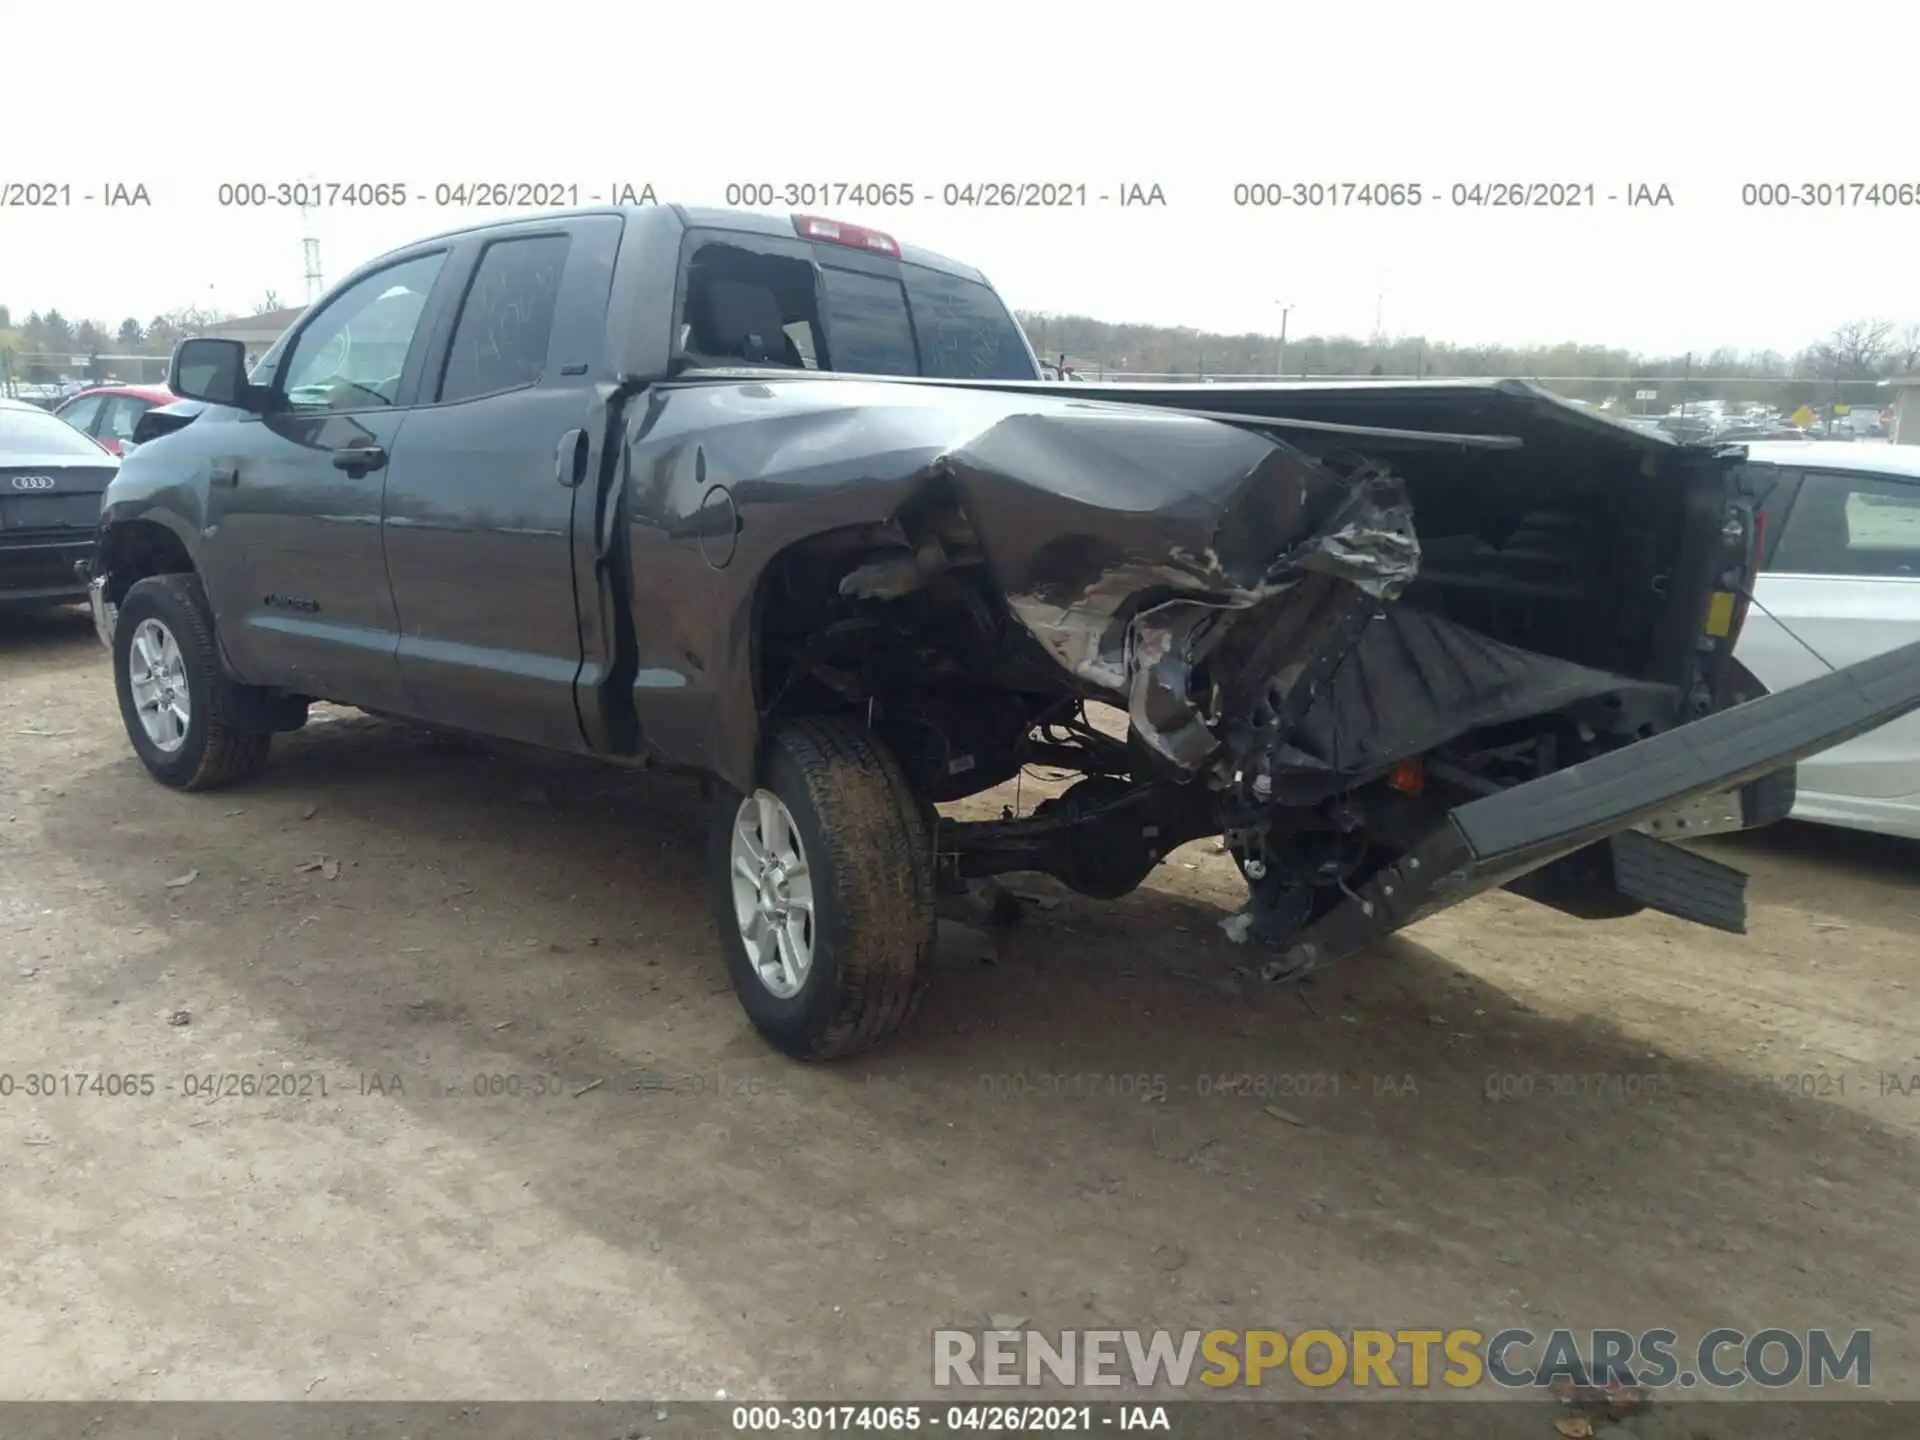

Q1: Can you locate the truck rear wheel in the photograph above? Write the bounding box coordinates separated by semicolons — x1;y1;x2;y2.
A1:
112;574;272;791
709;716;935;1060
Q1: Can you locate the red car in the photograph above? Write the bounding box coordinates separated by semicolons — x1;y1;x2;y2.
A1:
52;383;176;457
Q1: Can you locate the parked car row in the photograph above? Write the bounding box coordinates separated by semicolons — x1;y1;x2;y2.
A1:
1621;401;1895;447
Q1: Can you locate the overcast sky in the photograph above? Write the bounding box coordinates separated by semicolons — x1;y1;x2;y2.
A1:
3;0;1915;357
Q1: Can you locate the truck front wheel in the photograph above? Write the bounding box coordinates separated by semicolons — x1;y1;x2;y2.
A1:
709;716;935;1060
111;574;272;791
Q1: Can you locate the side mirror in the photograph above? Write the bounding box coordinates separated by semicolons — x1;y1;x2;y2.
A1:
169;337;260;410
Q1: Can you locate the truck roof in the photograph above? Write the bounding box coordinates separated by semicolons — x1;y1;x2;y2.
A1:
367;203;995;286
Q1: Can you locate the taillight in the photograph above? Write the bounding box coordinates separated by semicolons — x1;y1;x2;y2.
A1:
792;214;900;257
1388;757;1425;796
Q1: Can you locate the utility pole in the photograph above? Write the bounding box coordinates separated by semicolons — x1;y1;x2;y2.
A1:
300;200;323;303
1274;301;1293;379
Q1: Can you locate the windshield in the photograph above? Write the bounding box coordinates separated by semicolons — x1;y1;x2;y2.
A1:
0;405;110;458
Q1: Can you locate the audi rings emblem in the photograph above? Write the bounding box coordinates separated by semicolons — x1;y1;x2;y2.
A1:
10;475;57;491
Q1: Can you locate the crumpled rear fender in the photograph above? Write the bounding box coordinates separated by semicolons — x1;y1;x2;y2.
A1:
620;379;1419;791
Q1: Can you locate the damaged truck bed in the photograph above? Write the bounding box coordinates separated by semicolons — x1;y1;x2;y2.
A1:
89;205;1920;1059
736;375;1920;985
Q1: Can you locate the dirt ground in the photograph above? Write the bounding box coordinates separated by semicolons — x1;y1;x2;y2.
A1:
3;603;1918;1422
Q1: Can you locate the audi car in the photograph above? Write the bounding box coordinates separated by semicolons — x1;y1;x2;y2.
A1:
0;396;120;606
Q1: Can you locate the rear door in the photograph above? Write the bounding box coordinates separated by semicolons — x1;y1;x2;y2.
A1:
1738;463;1920;825
380;214;621;751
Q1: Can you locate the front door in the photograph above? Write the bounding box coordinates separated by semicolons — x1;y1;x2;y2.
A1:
199;249;451;711
380;218;618;751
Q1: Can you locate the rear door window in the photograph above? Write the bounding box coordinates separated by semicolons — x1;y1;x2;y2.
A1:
437;233;572;403
1770;470;1920;578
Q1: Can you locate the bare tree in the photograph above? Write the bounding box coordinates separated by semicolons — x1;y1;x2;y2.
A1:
1894;322;1920;374
1813;318;1895;378
163;305;230;335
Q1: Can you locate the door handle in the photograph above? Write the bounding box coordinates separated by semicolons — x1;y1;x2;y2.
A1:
555;428;587;488
210;463;238;488
332;444;388;476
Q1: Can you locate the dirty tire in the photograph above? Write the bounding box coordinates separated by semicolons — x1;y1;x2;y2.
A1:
112;573;272;791
710;716;935;1061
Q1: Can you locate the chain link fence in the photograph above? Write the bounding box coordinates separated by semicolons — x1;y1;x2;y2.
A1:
1;349;171;403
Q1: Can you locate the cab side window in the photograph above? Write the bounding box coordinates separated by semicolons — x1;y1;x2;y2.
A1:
437;234;572;404
1771;471;1920;578
279;252;447;413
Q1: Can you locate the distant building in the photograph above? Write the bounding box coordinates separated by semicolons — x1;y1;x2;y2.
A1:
196;307;306;367
1883;375;1920;446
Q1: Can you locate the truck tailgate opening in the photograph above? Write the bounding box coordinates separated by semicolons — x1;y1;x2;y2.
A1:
1265;636;1920;981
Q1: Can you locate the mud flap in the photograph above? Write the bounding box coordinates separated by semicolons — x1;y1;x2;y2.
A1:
1503;827;1749;932
1607;829;1748;933
1264;637;1920;981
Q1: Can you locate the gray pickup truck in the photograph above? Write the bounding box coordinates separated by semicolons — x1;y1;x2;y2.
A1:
82;203;1920;1060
